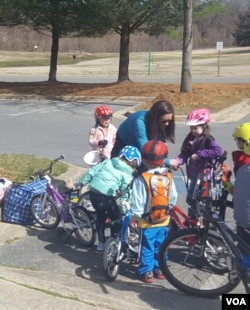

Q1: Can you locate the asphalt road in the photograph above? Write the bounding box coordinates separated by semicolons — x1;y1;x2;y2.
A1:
1;98;248;194
1;75;250;84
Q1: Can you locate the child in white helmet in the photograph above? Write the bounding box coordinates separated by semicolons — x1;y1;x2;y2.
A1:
88;105;117;159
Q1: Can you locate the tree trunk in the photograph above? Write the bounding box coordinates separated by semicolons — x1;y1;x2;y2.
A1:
180;0;193;93
48;30;59;82
118;24;130;82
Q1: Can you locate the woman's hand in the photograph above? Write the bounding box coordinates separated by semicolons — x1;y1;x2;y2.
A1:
169;158;179;170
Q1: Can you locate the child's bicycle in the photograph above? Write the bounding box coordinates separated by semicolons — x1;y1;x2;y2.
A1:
158;193;250;298
30;155;95;246
103;210;140;281
158;154;250;298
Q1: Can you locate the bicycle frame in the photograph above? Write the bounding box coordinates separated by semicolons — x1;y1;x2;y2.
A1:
38;173;82;227
170;205;200;229
112;212;140;264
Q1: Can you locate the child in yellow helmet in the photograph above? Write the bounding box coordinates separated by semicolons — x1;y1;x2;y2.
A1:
222;122;250;247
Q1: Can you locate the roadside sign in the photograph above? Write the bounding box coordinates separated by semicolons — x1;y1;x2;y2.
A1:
216;41;223;51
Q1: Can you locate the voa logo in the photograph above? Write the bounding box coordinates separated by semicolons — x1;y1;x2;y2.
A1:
226;298;246;306
222;294;249;309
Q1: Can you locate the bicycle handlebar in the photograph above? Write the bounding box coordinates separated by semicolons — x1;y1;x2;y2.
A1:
31;155;65;179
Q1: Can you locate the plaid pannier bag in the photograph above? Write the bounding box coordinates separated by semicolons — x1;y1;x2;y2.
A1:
2;179;47;225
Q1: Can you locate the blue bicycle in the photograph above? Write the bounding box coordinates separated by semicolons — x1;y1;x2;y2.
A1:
103;211;141;281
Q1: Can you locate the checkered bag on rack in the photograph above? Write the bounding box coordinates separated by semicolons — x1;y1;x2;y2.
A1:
2;179;47;225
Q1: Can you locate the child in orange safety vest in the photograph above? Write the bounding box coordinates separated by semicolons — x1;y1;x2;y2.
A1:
130;140;178;284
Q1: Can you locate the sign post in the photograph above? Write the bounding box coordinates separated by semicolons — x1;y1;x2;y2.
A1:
216;41;223;76
148;48;152;76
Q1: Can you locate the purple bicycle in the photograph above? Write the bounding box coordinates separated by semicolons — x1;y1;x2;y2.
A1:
30;155;95;246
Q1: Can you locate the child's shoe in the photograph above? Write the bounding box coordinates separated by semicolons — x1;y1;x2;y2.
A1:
153;268;165;280
96;242;104;252
138;271;154;283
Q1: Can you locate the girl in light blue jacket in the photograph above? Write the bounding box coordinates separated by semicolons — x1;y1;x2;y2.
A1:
76;146;141;252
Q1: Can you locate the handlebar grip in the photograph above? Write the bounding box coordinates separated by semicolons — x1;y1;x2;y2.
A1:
53;155;65;163
31;155;65;179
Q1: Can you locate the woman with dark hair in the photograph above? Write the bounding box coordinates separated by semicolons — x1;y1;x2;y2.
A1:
111;98;176;166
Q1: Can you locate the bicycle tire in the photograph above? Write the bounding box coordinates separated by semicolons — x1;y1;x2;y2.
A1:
30;194;61;229
78;191;95;213
73;206;96;246
103;237;120;281
159;228;240;298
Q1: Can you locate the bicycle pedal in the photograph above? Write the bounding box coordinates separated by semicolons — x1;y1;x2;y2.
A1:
228;270;241;284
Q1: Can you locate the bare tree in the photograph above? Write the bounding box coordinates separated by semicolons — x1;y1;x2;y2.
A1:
180;0;193;93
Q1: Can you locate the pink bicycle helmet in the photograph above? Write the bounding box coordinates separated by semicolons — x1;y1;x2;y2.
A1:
95;105;113;118
185;108;210;126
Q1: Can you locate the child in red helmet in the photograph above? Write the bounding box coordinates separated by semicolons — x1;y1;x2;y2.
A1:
130;140;178;283
88;105;117;159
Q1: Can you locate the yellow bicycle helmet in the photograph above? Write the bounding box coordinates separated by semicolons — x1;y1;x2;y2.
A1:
232;122;250;155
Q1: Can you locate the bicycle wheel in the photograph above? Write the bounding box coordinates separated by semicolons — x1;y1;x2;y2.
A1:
103;237;120;281
78;191;95;213
72;206;96;246
159;228;240;298
30;194;61;229
203;230;230;274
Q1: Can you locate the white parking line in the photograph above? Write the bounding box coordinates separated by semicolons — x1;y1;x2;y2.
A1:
7;106;57;116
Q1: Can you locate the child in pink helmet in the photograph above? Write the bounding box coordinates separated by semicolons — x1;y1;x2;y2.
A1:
88;105;117;159
173;108;223;209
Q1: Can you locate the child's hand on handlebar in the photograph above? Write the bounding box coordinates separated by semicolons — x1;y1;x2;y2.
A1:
72;182;82;191
98;139;108;148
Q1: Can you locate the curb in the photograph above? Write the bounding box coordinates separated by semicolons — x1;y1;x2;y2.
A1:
52;162;87;190
1;94;249;123
114;98;250;123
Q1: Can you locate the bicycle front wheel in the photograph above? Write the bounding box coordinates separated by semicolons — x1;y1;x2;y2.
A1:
103;237;120;281
30;194;61;229
73;206;96;246
159;228;240;298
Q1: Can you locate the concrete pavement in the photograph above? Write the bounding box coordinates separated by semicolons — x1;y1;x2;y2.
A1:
0;97;250;309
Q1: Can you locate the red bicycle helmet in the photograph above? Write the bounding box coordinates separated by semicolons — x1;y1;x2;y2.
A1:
185;108;210;126
95;105;113;118
142;140;168;165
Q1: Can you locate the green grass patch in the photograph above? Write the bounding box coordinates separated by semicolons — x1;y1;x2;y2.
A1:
0;154;68;183
0;51;114;68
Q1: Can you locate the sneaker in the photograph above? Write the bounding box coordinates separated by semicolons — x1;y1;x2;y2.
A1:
96;242;104;252
153;268;165;280
138;271;154;283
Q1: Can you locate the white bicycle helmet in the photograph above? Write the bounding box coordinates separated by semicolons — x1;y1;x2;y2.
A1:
185;108;210;126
